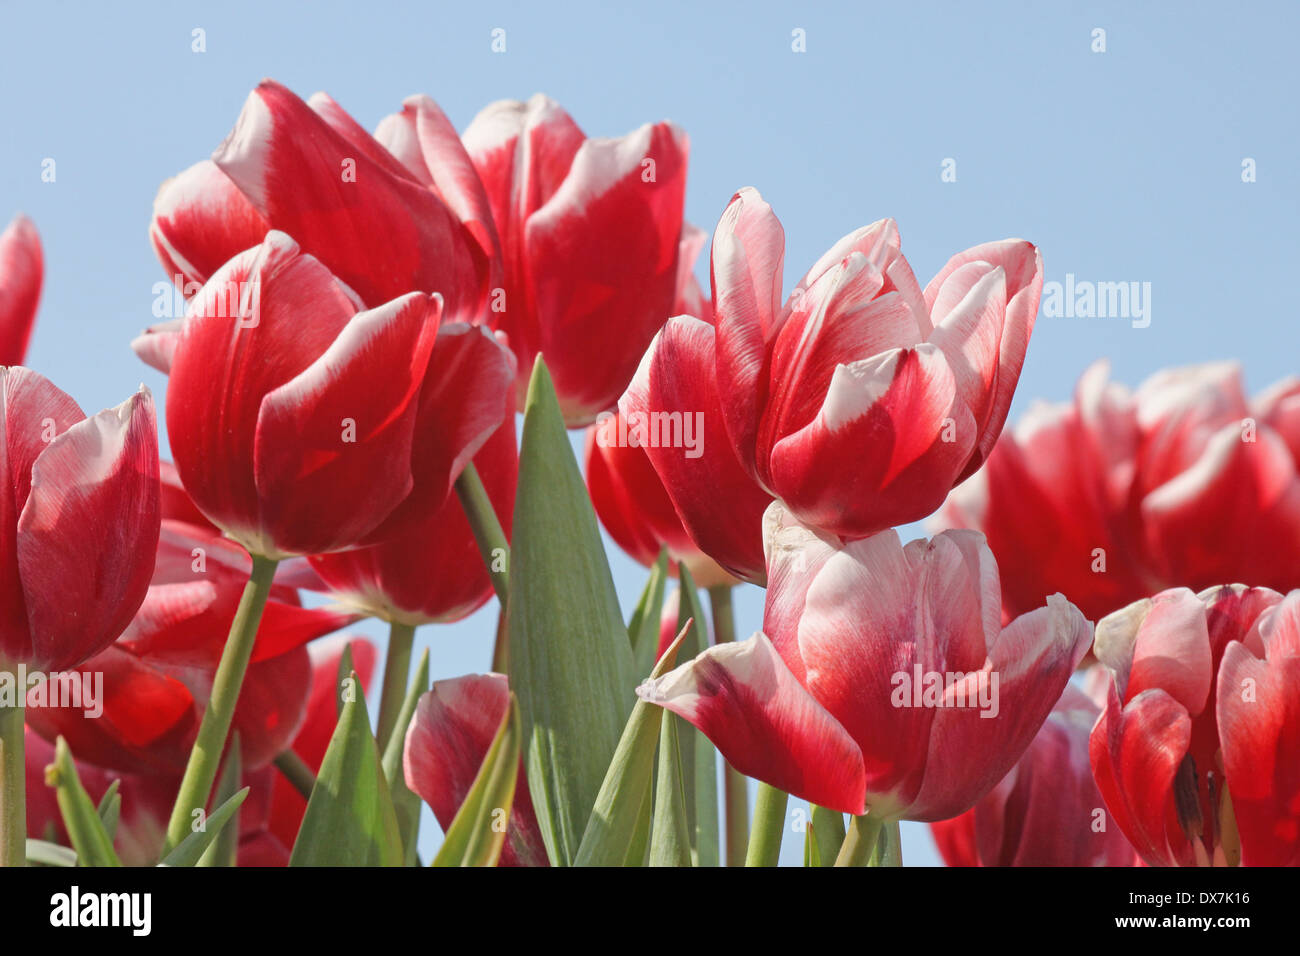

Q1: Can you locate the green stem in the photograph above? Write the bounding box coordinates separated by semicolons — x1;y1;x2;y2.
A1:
491;606;509;674
273;750;316;802
744;782;788;867
871;818;902;866
376;620;416;750
835;813;884;867
708;585;748;867
454;463;509;609
0;688;25;867
163;554;279;852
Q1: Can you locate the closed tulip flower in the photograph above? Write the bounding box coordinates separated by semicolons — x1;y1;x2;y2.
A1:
0;369;160;673
463;94;689;425
152;81;497;322
638;502;1091;821
940;360;1300;623
404;673;549;866
929;682;1139;866
633;186;1043;553
151;230;512;560
1091;585;1300;867
0;214;42;365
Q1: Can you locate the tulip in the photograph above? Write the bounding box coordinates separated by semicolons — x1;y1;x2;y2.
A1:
940;360;1300;623
1091;585;1300;866
632;187;1042;556
462;94;689;425
404;673;549;866
0;214;42;365
929;682;1139;866
637;502;1091;824
153;81;497;321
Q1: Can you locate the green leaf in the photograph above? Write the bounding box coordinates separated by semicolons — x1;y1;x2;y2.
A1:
96;779;121;842
197;736;242;867
649;713;692;866
573;629;687;866
26;839;77;867
290;674;404;867
628;548;669;678
431;694;521;867
46;737;121;867
159;787;249;867
336;642;357;717
508;357;638;866
382;648;430;866
676;566;720;867
810;804;846;868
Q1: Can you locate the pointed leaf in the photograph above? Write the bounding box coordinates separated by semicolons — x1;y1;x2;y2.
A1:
628;548;669;678
160;787;249;867
198;736;242;867
26;839;77;867
676;566;720;867
96;779;122;842
811;804;846;868
573;629;686;866
649;713;692;866
508;357;638;865
290;674;403;866
431;694;521;867
45;738;121;867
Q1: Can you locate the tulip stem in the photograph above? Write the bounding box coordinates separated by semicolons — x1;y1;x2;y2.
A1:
708;584;749;867
836;814;901;866
744;783;788;866
0;688;25;867
163;554;279;854
454;462;509;610
376;620;416;750
273;750;316;802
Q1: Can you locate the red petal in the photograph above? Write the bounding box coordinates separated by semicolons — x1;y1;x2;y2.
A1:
0;214;42;365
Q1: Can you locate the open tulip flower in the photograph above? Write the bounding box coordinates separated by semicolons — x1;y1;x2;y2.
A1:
638;501;1092;823
623;187;1043;581
930;681;1139;867
1091;585;1300;867
463;94;689;425
941;360;1300;623
0;214;42;366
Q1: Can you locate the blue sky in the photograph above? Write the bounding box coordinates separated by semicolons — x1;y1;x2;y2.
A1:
2;0;1297;865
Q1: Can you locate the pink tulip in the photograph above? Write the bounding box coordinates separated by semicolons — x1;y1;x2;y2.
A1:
638;502;1091;819
929;681;1139;866
0;369;160;672
463;94;689;425
404;673;549;866
1091;585;1300;866
0;214;42;365
940;360;1300;623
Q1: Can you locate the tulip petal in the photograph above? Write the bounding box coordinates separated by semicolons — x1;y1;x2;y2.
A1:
0;213;42;365
253;291;439;556
638;633;867;814
18;389;160;671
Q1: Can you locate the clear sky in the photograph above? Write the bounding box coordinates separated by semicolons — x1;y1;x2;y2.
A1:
2;0;1296;866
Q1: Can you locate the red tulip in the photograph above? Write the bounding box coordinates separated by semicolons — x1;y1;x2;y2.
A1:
929;681;1139;866
0;369;160;672
307;385;516;625
940;360;1300;622
650;187;1041;544
24;514;358;774
153;81;496;322
404;673;548;866
638;502;1091;820
144;230;512;559
1091;585;1300;866
0;214;42;365
462;94;689;425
